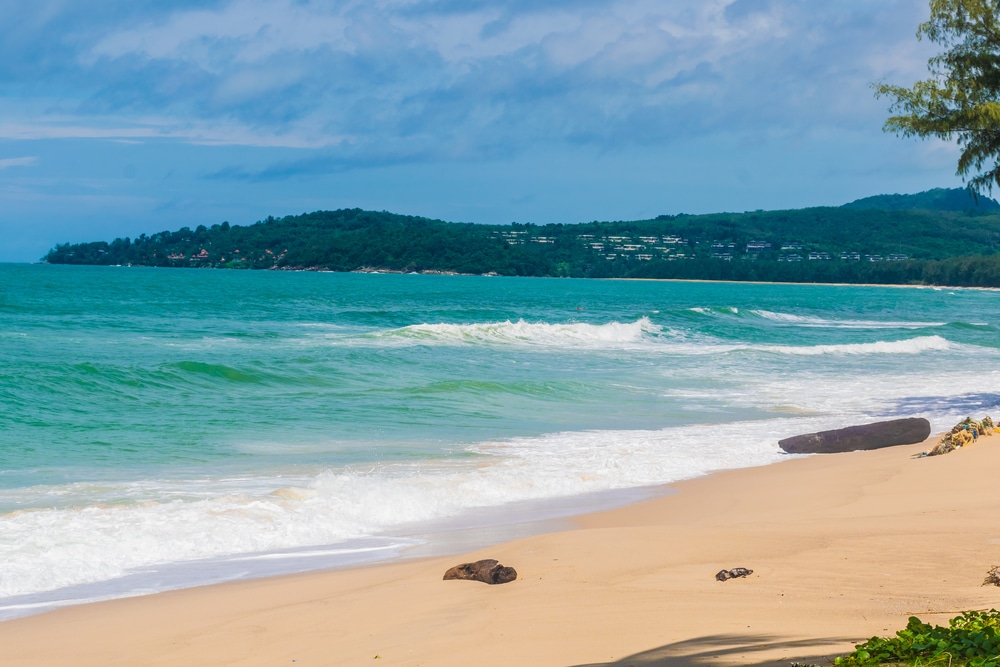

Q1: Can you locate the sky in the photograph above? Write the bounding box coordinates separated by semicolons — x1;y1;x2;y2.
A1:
0;0;965;262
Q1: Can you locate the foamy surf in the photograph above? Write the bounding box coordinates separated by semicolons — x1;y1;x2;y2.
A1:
0;418;824;601
750;310;948;329
754;335;955;356
370;317;664;349
0;409;975;605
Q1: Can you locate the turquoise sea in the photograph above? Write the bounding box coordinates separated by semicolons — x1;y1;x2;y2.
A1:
2;264;998;618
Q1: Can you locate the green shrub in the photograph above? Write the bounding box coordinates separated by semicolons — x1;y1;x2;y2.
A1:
835;610;1000;666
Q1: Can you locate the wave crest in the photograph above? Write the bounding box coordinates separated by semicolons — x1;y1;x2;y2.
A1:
751;310;946;329
689;306;946;329
375;317;662;348
757;335;954;356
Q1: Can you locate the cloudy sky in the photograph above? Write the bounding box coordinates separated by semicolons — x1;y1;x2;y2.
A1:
0;0;960;262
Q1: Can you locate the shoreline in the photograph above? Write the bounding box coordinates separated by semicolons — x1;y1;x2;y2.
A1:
21;262;1000;291
4;434;1000;666
612;276;1000;291
0;483;670;623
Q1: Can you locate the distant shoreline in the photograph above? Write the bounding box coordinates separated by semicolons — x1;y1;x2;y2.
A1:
21;262;1000;291
611;275;1000;291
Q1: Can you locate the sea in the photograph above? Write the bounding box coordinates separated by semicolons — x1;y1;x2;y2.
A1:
1;263;998;620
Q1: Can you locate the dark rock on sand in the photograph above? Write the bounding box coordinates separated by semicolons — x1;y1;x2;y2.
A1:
716;568;753;581
443;559;518;585
778;418;930;454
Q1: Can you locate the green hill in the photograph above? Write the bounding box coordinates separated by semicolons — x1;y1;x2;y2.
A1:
842;187;1000;212
42;189;1000;287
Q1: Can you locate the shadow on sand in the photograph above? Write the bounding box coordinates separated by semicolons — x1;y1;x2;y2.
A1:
570;633;857;667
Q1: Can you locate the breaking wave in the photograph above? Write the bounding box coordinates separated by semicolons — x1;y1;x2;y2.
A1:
0;419;801;600
755;335;955;356
750;310;946;329
371;317;664;348
689;306;946;329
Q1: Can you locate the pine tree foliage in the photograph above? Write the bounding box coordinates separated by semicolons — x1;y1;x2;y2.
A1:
875;0;1000;194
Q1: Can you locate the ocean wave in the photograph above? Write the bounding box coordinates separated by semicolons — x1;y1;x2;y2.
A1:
688;306;740;316
945;321;997;332
750;310;947;329
754;335;955;356
0;396;981;602
0;418;818;599
689;306;946;329
370;317;665;348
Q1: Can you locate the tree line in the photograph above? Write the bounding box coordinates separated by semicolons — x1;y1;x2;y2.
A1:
42;199;1000;287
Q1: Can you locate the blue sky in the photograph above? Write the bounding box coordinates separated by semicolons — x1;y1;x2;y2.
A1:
0;0;962;262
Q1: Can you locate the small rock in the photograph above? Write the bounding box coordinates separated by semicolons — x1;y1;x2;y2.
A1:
443;559;517;585
715;567;753;582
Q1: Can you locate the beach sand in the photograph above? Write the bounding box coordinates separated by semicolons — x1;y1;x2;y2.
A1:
3;435;1000;667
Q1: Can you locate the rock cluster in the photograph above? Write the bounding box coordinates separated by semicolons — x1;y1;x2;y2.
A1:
715;567;753;582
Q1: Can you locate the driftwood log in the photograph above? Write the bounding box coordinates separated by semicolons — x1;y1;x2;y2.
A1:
778;418;930;454
443;559;517;585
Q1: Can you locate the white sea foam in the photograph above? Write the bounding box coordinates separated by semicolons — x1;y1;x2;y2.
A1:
753;335;955;356
688;306;948;330
634;334;963;359
689;306;739;315
372;317;664;349
750;310;947;329
301;316;973;361
0;417;840;600
11;399;987;605
357;319;962;358
1;363;995;607
707;364;1000;419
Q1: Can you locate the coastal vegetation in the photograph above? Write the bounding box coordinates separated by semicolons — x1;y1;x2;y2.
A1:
43;188;1000;287
874;0;1000;196
834;610;1000;667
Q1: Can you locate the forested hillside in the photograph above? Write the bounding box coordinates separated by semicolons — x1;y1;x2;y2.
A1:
43;189;1000;287
841;187;1000;212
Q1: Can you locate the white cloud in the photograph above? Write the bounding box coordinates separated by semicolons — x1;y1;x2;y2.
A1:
85;0;788;75
3;1;941;159
0;118;347;149
0;156;39;169
87;0;354;65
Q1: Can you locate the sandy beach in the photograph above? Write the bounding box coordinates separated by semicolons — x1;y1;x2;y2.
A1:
3;434;1000;667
